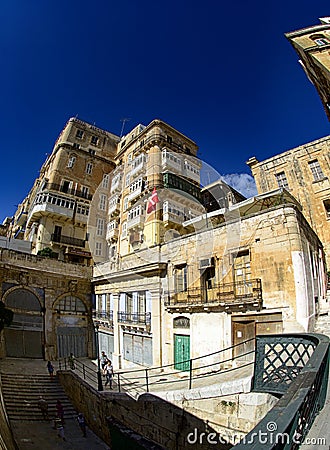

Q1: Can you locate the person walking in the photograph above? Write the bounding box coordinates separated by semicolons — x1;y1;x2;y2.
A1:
77;412;87;437
46;361;54;380
55;417;66;441
103;360;114;389
56;399;64;423
37;396;49;420
68;352;75;370
100;351;108;371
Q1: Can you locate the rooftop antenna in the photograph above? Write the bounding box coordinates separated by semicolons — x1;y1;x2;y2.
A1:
120;118;131;138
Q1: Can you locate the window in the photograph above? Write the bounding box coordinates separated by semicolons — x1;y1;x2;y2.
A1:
128;205;142;220
175;265;188;292
67;156;76;168
81;186;89;198
123;196;129;211
58;295;86;313
95;242;102;256
314;38;329;46
323;199;330;219
308;160;325;181
99;194;107;211
125;173;130;187
72;143;80;150
102;174;110;189
96;218;105;236
76;129;84;139
121;221;127;238
86;162;93;175
91;135;98;145
275;171;289;189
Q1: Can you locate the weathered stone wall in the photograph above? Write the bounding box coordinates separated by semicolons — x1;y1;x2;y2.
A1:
0;249;93;360
58;371;234;450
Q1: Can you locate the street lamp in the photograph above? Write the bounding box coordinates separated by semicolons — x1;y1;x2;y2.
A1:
95;323;103;391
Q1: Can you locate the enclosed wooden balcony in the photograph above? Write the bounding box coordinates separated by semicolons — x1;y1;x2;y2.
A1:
165;279;262;313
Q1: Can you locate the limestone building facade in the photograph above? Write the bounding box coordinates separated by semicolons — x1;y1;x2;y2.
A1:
247;135;330;269
285;17;330;121
11;118;119;265
93;190;326;370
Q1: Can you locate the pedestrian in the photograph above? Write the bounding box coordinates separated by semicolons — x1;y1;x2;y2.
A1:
103;360;114;389
55;417;66;441
37;396;49;420
46;361;54;380
56;399;64;423
100;351;108;370
77;412;87;437
68;352;75;370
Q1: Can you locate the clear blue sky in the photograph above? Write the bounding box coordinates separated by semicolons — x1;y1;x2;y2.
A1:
1;0;329;221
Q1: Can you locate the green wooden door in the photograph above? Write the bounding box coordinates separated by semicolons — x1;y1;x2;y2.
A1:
174;334;190;371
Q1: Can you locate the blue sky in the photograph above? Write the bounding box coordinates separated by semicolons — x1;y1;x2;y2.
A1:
1;0;329;221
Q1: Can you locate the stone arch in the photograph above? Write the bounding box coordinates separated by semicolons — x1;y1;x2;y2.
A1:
3;287;43;358
53;293;89;358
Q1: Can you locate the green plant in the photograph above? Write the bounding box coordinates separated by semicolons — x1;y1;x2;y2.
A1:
37;247;55;258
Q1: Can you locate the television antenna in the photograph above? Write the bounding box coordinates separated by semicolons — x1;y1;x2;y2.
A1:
120;118;131;137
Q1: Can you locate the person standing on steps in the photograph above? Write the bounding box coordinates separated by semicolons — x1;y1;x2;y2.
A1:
46;361;54;380
103;360;114;389
56;399;64;424
77;412;87;437
100;351;108;371
37;396;49;421
68;352;75;370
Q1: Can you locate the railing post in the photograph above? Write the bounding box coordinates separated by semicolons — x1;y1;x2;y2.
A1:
117;373;121;392
83;364;86;380
145;369;149;393
189;359;193;389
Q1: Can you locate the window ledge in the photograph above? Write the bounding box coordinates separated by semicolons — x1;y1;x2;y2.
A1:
312;177;328;184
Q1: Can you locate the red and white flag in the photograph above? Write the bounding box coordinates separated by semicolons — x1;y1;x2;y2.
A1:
147;187;159;214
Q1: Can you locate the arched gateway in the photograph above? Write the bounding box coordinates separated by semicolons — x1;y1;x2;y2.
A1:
4;288;43;358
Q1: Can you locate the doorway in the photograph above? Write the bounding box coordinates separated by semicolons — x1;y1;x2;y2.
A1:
174;334;190;371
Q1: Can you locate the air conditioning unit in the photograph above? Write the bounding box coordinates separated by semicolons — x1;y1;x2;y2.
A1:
199;257;215;269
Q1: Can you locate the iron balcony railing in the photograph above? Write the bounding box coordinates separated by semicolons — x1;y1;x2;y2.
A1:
51;233;86;248
166;278;262;307
45;182;93;201
117;311;151;325
93;309;114;324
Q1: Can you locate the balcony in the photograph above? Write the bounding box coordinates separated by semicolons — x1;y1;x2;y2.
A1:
45;183;93;200
110;175;122;194
93;309;113;328
129;154;146;178
127;214;144;230
51;233;86;248
162;149;182;175
117;311;151;326
127;185;143;202
106;222;119;242
108;195;120;216
165;279;262;312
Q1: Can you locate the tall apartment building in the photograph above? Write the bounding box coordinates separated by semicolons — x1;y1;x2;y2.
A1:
285;17;330;121
11;118;119;264
247;135;330;269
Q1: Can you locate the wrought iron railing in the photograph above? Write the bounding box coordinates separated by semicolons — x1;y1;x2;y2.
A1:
166;278;262;307
234;334;329;449
117;311;151;325
93;309;114;324
51;233;86;248
45;182;93;200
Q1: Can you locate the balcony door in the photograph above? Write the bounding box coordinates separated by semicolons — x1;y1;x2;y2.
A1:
53;225;62;243
234;251;252;297
174;334;190;371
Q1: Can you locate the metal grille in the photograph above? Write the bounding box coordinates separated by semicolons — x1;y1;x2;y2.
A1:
253;335;316;394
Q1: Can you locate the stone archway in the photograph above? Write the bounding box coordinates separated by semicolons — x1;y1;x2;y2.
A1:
4;288;43;358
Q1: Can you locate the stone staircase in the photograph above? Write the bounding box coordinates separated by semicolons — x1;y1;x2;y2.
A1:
315;312;330;338
1;373;77;421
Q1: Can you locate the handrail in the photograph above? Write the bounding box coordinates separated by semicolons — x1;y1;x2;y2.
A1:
234;333;329;449
57;338;255;394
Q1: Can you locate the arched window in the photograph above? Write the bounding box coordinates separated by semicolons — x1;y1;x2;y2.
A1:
310;34;329;46
56;295;86;313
